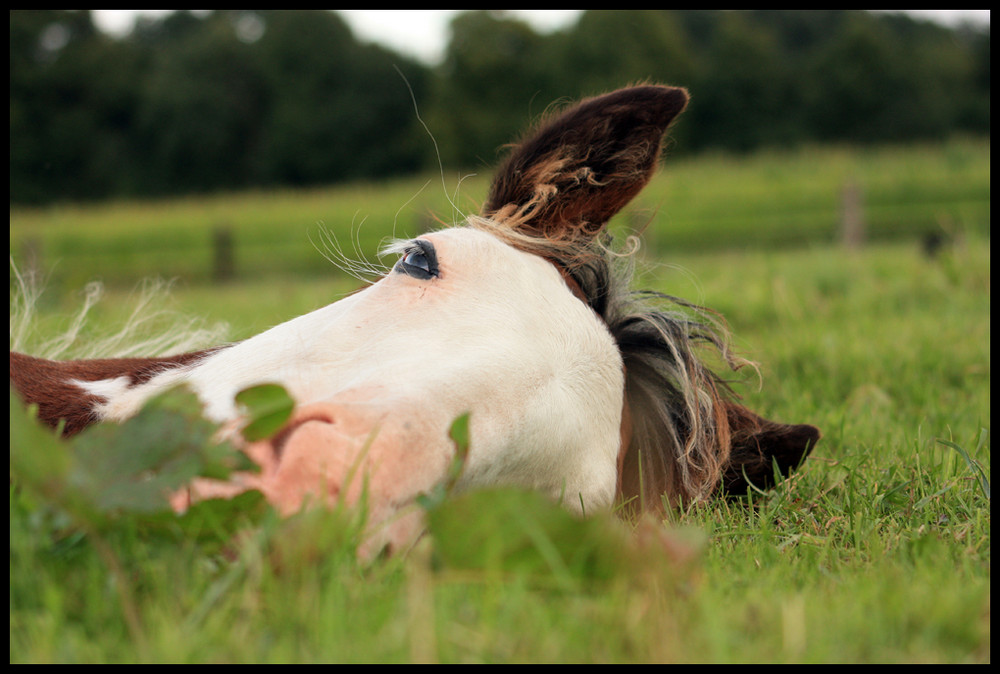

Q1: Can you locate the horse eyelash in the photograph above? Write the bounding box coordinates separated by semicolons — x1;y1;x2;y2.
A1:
380;239;438;272
378;238;418;260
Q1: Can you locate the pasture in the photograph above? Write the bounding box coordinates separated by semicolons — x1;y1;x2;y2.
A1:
9;139;990;663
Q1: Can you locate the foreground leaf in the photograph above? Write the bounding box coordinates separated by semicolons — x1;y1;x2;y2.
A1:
426;488;702;590
236;383;295;441
11;386;253;523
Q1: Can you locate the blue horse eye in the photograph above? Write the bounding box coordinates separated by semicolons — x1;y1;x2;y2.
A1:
403;250;430;272
395;241;438;280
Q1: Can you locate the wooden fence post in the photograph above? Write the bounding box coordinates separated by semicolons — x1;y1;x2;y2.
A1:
840;180;866;249
212;225;235;282
19;236;43;281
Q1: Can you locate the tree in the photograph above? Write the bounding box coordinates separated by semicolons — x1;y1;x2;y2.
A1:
558;11;695;96
679;11;795;151
131;12;267;194
253;10;428;186
428;11;559;169
10;10;144;202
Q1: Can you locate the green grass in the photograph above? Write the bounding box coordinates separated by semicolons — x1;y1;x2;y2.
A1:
9;140;990;663
641;138;991;251
10;138;990;291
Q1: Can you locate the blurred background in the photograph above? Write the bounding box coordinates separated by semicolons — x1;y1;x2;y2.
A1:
9;10;991;297
9;9;990;203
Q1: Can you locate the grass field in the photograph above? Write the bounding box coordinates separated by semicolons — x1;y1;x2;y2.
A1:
9;140;990;663
10;138;989;292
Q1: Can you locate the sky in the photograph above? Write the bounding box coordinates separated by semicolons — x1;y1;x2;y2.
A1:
90;10;582;63
91;10;990;66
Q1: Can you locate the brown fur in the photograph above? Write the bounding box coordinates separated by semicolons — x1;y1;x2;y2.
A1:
483;85;689;246
478;85;820;511
721;402;821;494
10;350;220;436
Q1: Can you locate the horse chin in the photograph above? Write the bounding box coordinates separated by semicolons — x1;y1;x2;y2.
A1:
171;401;455;557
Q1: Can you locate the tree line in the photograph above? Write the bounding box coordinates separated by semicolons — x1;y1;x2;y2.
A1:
10;10;990;205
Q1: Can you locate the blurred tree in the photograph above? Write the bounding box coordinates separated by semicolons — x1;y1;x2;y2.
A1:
428;11;558;169
10;10;144;202
962;27;991;132
679;11;794;151
806;12;922;142
559;11;695;95
131;12;266;194
252;10;427;186
12;10;431;199
8;9;990;205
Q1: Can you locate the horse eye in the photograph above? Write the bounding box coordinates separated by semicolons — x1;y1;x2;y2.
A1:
395;241;438;280
403;249;430;273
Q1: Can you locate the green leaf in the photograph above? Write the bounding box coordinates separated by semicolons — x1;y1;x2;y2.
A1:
427;488;627;588
235;383;295;442
10;387;74;505
937;437;991;500
415;412;471;512
70;387;246;514
446;411;471;487
12;385;255;524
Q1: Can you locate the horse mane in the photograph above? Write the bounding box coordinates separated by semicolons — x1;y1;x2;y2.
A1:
10;260;229;361
468;215;755;513
468;85;818;514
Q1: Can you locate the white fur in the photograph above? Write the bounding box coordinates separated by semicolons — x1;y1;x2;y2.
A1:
78;228;625;512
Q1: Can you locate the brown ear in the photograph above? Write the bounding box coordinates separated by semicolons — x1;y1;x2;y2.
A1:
721;401;821;495
482;85;689;241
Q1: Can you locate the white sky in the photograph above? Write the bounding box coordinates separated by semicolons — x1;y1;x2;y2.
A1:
90;10;582;64
90;10;989;66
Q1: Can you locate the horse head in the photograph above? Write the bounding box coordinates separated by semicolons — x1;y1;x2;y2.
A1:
10;85;820;554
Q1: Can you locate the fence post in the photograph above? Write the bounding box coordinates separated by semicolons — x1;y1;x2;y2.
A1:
840;180;866;249
19;236;43;281
212;225;235;282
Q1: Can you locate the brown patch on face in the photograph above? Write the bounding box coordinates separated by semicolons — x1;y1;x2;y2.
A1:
9;349;222;436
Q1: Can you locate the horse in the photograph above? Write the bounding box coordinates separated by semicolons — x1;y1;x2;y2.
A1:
9;85;820;554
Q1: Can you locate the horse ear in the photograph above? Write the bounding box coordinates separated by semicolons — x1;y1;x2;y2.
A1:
482;85;689;241
721;401;821;495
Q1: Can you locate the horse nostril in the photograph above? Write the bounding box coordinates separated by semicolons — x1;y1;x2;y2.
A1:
268;411;336;461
